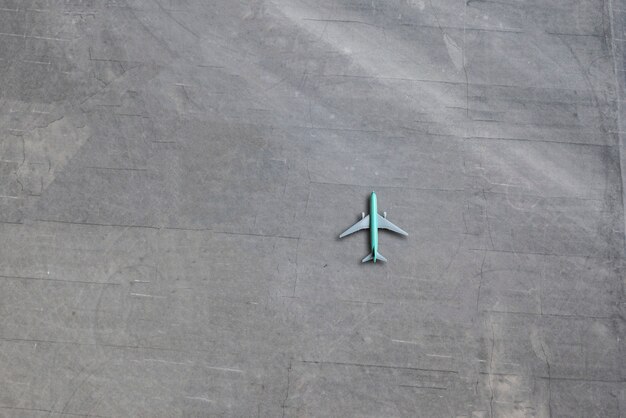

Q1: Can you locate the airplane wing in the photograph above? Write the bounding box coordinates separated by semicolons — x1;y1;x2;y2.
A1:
339;215;370;238
377;214;408;236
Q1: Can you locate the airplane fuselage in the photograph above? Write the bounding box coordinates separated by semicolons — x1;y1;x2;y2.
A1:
370;192;378;262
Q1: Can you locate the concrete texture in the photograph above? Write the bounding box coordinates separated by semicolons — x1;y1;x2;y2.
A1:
0;0;625;416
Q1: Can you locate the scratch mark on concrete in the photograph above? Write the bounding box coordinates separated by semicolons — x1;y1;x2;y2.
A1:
398;384;447;390
392;339;419;345
300;360;458;374
130;293;166;298
488;320;495;418
185;396;214;403
206;366;244;373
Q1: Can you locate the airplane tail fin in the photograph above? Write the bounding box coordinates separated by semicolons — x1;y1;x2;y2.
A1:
362;251;387;263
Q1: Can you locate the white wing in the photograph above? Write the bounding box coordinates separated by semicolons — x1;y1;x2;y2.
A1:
377;214;408;236
339;215;370;238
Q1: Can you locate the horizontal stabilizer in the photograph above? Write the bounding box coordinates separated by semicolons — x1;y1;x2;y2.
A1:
362;251;387;263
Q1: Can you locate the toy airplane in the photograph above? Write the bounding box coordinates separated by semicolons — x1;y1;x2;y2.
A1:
339;191;408;263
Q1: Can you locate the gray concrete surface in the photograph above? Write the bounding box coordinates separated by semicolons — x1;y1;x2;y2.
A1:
1;0;625;416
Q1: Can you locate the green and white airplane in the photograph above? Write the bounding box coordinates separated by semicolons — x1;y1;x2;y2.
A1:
339;192;408;263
